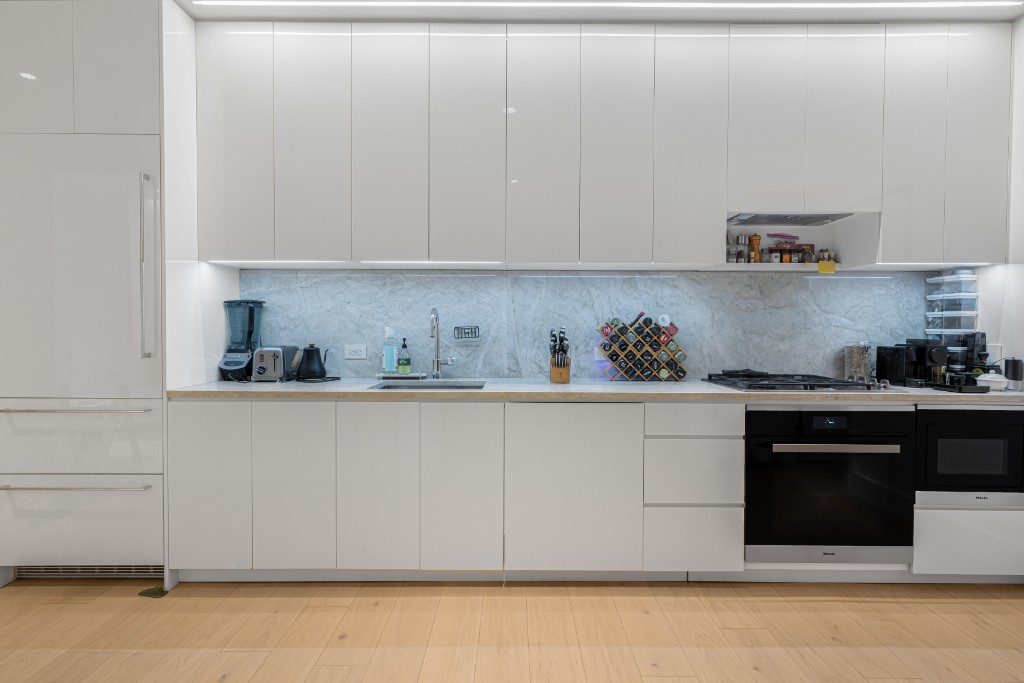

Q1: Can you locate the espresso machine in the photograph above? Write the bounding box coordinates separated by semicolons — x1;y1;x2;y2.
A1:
219;300;265;381
876;339;948;388
963;332;1002;374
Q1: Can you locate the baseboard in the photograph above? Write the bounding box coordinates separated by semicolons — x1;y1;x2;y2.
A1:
691;567;1024;583
176;569;690;583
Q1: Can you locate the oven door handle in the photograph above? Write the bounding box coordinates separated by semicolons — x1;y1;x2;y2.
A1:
772;443;901;454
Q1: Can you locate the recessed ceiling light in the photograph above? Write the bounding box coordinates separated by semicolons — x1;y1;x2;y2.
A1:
192;0;1024;8
19;73;37;80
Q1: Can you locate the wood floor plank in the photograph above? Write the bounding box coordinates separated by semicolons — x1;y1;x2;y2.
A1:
309;584;363;609
691;582;766;630
306;664;367;682
318;584;402;667
856;618;984;683
418;584;484;683
721;627;815;683
526;584;588;683
609;583;695;678
251;605;350;683
192;649;270;683
223;593;311;651
24;651;113;683
360;583;443;683
474;583;530;683
567;583;644;683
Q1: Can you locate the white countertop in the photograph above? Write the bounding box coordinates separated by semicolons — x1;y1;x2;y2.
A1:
167;378;1024;404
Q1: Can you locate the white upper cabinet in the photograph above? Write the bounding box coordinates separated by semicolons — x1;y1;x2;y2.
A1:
944;23;1011;265
0;135;162;399
728;25;807;213
580;25;655;264
73;0;160;134
880;25;949;264
805;25;885;213
506;25;581;264
351;24;429;262
654;25;729;265
429;24;507;263
197;23;275;261
0;1;74;133
274;23;352;261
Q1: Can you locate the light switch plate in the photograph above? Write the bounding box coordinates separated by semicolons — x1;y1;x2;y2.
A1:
344;344;367;360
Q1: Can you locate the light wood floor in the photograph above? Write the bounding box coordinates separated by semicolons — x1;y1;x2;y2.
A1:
1;580;1023;683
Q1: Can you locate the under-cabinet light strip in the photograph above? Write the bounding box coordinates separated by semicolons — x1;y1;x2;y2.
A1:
194;1;1023;8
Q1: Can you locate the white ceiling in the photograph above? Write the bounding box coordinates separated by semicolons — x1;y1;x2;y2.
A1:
177;0;1024;23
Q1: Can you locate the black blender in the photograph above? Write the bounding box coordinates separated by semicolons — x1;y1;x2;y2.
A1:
219;300;265;381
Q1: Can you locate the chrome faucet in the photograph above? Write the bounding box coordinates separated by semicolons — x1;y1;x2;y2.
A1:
429;307;455;379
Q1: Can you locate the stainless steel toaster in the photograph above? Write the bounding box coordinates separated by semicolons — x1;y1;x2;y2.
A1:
252;346;301;382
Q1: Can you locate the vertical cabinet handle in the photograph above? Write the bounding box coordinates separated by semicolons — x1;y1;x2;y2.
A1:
139;172;152;360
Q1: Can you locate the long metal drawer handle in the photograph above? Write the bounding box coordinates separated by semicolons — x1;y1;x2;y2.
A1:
139;172;152;360
772;443;901;454
0;409;152;415
0;485;152;492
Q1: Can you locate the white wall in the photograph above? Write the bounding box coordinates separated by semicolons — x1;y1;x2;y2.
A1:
977;16;1024;363
162;0;239;389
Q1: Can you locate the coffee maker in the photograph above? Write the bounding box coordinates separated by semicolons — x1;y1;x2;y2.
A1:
875;339;948;388
219;300;265;381
964;332;1001;374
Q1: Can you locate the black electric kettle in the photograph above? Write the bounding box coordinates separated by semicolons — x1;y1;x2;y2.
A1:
297;344;329;380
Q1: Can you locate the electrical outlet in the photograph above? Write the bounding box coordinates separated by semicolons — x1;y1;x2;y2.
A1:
343;344;366;360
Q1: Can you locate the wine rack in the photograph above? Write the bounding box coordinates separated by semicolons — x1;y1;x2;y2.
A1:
597;315;689;381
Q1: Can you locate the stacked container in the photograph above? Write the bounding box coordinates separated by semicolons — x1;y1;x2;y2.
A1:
925;271;979;354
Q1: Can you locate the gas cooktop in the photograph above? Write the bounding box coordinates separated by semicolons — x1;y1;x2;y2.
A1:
704;370;901;392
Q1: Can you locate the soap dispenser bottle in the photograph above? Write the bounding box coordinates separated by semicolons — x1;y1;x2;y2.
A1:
398;338;412;375
381;327;399;374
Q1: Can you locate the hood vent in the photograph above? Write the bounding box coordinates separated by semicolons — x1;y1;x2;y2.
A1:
728;213;854;228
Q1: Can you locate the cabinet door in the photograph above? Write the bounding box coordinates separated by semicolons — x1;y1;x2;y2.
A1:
506;25;580;264
421;403;503;571
168;402;252;570
644;439;744;505
253;402;335;569
945;23;1011;265
913;508;1024;575
0;134;162;399
429;24;506;263
337;402;419;569
805;25;884;213
644;507;744;572
0;474;163;566
653;25;728;266
880;25;948;264
580;25;655;264
728;25;807;213
352;25;429;262
274;23;352;261
73;0;160;134
0;1;74;133
196;23;274;261
504;403;643;571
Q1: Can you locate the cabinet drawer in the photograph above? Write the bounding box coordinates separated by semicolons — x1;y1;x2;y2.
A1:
644;506;744;572
0;474;163;566
913;508;1024;576
0;399;162;474
645;439;744;505
645;403;744;437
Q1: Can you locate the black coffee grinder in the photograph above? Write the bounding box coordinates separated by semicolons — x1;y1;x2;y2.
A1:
219;300;265;381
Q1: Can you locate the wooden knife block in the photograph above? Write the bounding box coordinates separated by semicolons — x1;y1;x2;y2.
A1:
550;358;571;384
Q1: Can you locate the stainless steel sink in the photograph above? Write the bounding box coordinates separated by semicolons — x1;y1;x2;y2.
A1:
368;379;486;390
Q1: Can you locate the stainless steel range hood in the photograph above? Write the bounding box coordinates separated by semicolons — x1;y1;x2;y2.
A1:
727;212;855;228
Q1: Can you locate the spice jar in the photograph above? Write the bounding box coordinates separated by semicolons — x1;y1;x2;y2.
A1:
781;250;791;264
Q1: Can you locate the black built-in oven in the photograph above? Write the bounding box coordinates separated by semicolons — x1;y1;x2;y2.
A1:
916;409;1024;493
745;407;917;564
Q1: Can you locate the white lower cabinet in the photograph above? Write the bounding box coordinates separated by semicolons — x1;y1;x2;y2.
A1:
253;402;336;569
337;402;419;569
504;403;644;571
420;403;504;571
0;474;163;566
0;399;162;475
644;439;744;505
168;401;252;570
913;508;1024;576
644;506;744;572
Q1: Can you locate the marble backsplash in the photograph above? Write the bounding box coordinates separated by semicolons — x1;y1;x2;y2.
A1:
239;270;930;380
